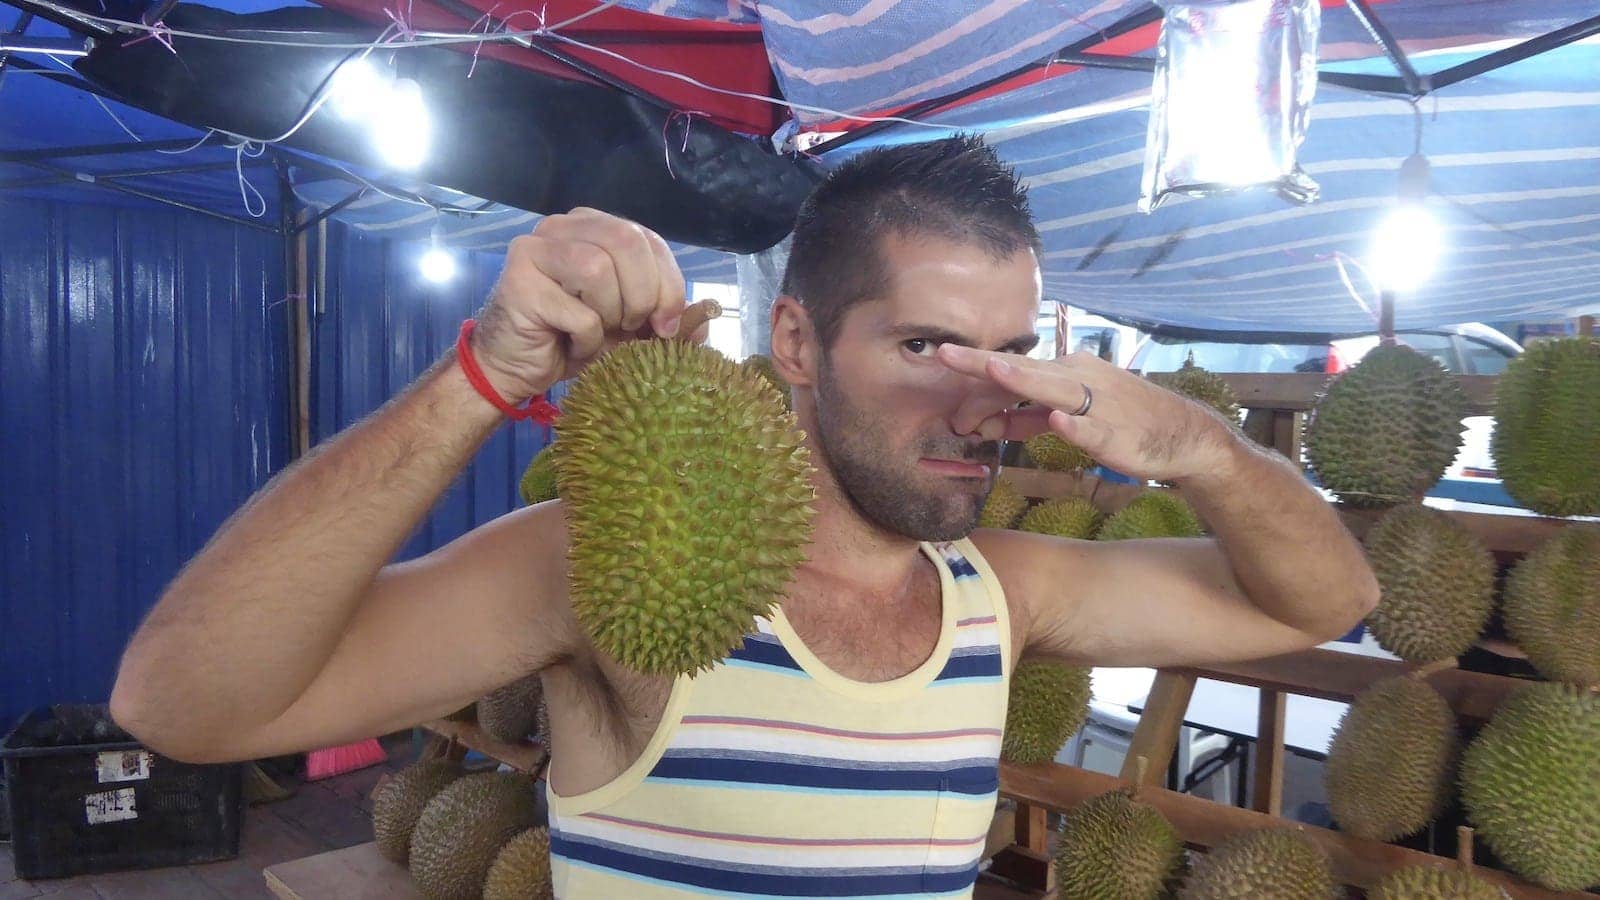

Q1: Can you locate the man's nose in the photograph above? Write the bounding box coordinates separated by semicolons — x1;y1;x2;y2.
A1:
948;375;1019;442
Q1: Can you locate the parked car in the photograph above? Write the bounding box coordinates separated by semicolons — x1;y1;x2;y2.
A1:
1125;323;1522;484
1031;307;1144;369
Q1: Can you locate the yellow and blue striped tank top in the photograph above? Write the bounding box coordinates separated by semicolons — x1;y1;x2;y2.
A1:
547;538;1013;898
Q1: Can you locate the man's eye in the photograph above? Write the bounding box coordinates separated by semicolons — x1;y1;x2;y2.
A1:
903;338;939;356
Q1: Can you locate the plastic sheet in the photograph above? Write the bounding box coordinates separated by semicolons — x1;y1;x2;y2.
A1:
1139;0;1321;212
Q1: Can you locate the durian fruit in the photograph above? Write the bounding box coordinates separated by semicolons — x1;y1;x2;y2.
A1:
1024;432;1094;472
1323;675;1458;841
1304;343;1466;507
1001;661;1092;764
741;353;791;411
482;826;553;900
477;673;544;744
554;337;815;676
1459;682;1600;891
1362;504;1495;663
1490;336;1600;517
1017;496;1101;540
1149;354;1240;421
518;445;559;505
1179;828;1337;900
1367;827;1510;900
1054;757;1186;900
409;771;540;900
1097;492;1203;541
1502;525;1600;686
371;759;464;863
979;477;1028;529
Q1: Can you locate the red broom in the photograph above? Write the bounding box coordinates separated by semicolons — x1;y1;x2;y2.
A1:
304;738;388;781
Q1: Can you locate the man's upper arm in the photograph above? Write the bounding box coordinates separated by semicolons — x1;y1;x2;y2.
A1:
971;528;1326;669
237;501;583;757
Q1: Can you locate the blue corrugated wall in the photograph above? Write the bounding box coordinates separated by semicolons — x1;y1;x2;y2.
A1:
0;197;291;728
0;201;548;729
310;220;551;563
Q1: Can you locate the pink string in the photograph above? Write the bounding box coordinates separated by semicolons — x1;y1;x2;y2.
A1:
126;20;177;54
383;0;419;43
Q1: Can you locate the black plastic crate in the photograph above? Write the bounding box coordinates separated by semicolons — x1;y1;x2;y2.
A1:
1;704;242;881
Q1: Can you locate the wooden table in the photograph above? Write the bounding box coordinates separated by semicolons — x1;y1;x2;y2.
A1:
264;842;421;900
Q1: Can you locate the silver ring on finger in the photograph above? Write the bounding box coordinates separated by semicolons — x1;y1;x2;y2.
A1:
1069;383;1093;417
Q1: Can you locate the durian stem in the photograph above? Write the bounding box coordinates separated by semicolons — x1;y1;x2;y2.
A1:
673;299;722;341
1457;826;1474;871
1131;755;1149;801
1409;657;1458;679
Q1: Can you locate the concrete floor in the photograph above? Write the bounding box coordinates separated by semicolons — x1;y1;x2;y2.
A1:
1;737;411;900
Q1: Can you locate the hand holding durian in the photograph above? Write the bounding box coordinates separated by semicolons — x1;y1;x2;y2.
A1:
459;207;711;406
932;344;1239;485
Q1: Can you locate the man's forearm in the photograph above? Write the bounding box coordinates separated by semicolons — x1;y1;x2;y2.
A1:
112;353;507;746
1175;435;1379;638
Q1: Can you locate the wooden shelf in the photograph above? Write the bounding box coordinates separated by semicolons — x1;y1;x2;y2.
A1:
420;719;548;774
1000;762;1588;900
1168;647;1535;722
1209;372;1499;415
1000;467;1578;556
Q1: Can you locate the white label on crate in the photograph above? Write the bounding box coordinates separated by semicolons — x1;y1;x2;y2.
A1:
84;787;138;824
95;750;153;783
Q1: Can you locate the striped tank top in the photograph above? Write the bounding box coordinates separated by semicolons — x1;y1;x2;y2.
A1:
547;538;1013;898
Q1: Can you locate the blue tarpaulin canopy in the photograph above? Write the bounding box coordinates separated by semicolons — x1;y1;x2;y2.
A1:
3;0;1599;331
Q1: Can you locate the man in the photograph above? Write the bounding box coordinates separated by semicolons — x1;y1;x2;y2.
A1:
111;136;1376;897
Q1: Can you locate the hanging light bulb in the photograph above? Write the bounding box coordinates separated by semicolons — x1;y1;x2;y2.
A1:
328;58;389;122
372;77;431;171
420;223;456;284
1369;153;1443;293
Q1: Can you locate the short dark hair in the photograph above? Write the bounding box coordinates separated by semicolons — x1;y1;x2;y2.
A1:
780;134;1039;349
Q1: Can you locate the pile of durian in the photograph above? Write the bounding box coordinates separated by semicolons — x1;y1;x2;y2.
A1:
1302;336;1600;516
371;756;552;900
1324;507;1600;893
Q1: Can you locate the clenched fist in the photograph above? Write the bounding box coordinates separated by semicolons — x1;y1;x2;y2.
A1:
466;208;693;403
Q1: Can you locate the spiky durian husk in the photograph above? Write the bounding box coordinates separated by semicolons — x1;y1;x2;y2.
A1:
409;772;540;900
1001;661;1091;764
371;760;463;863
1491;337;1600;517
482;826;553;900
1363;504;1495;663
1054;787;1186;900
1179;828;1338;900
1324;676;1458;841
1018;497;1101;540
1149;357;1240;421
555;340;815;676
1304;344;1466;507
741;353;791;412
979;477;1028;529
518;444;560;505
1097;492;1203;541
477;673;543;744
1024;433;1094;472
1502;525;1600;686
1459;683;1600;891
1367;865;1510;900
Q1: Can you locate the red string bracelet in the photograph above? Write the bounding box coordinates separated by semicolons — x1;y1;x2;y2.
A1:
456;319;561;425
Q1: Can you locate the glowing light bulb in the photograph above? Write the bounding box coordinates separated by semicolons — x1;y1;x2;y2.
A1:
372;77;430;170
1370;204;1442;293
329;58;388;122
420;243;456;283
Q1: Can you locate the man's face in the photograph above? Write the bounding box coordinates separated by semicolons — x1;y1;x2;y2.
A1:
812;233;1042;541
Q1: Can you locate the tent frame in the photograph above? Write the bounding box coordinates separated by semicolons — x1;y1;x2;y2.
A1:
810;1;1600;155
